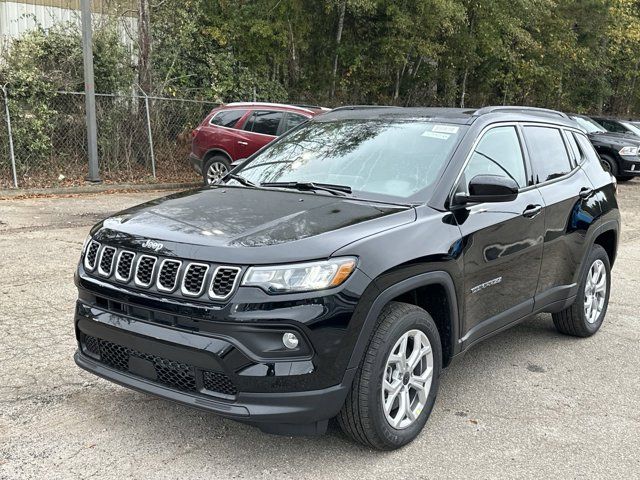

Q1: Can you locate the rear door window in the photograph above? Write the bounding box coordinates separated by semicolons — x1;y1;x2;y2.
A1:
523;126;572;183
243;111;284;136
210;109;247;128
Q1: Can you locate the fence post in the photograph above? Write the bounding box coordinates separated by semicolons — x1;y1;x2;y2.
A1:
2;86;18;189
143;92;156;179
80;0;101;182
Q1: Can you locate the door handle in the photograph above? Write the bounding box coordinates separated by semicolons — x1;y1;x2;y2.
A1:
522;204;542;218
237;141;248;146
579;187;594;199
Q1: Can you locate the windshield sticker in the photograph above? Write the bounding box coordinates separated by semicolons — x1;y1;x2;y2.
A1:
422;131;451;140
432;124;459;134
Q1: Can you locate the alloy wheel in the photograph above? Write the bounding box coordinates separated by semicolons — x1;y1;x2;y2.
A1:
381;329;433;429
206;161;229;184
584;258;607;324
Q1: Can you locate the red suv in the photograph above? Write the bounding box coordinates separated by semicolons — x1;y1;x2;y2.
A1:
190;102;328;184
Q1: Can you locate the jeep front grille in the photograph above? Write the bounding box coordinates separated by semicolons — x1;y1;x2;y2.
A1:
157;259;181;292
135;255;157;287
182;263;209;296
210;267;241;299
83;242;242;301
98;246;116;277
80;334;237;397
84;241;100;271
115;251;135;282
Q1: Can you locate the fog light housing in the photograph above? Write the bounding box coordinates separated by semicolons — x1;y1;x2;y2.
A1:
282;332;299;349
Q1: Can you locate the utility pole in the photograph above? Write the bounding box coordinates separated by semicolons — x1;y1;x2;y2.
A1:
80;0;100;182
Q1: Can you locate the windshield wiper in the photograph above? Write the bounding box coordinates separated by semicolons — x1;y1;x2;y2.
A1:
260;181;352;196
225;173;258;188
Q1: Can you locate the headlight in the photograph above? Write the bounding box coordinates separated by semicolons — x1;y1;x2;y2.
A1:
619;146;638;156
242;257;357;293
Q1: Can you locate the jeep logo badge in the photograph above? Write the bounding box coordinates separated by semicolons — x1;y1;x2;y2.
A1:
141;239;164;252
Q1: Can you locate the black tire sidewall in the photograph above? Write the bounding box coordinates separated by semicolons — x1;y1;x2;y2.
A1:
577;245;611;335
203;155;231;185
367;309;442;448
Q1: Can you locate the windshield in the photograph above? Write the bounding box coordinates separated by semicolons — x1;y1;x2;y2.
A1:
619;120;640;137
572;116;605;134
233;120;466;201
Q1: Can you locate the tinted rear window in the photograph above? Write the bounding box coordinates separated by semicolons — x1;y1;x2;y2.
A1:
523;126;572;183
210;109;247;128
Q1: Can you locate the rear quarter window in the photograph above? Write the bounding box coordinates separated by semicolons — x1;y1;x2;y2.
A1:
573;132;601;165
210;109;247;128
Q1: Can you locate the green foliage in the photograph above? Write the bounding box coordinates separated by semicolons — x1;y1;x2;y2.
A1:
5;0;640;119
142;0;640;114
0;23;133;173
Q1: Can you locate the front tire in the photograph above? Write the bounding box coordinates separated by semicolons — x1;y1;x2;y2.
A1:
552;244;611;337
337;302;442;450
203;155;231;185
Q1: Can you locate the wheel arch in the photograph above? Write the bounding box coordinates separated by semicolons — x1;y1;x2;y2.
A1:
592;224;618;267
347;271;460;372
203;148;232;163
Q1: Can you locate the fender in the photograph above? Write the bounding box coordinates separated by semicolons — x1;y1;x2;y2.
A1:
589;219;619;260
346;271;460;372
576;218;619;282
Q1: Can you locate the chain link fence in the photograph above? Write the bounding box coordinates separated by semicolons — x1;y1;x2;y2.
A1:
0;90;219;189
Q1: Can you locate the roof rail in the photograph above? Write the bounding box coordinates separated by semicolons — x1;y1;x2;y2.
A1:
330;105;398;112
474;106;568;119
293;104;331;111
224;101;317;113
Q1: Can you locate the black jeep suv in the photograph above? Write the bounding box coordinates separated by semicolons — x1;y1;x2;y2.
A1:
571;114;640;180
74;106;619;450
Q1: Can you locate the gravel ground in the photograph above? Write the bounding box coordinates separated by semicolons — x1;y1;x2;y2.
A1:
1;184;639;479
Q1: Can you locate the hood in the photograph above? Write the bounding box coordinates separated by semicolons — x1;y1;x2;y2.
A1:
587;131;640;147
93;186;416;264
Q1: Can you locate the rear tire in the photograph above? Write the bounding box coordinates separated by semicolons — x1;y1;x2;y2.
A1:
617;175;633;182
203;155;231;185
337;302;442;450
552;244;611;337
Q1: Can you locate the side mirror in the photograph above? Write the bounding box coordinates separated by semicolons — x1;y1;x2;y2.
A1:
455;174;519;204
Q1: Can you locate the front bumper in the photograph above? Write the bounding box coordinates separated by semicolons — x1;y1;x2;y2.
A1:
75;349;350;434
73;270;365;434
618;155;640;175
